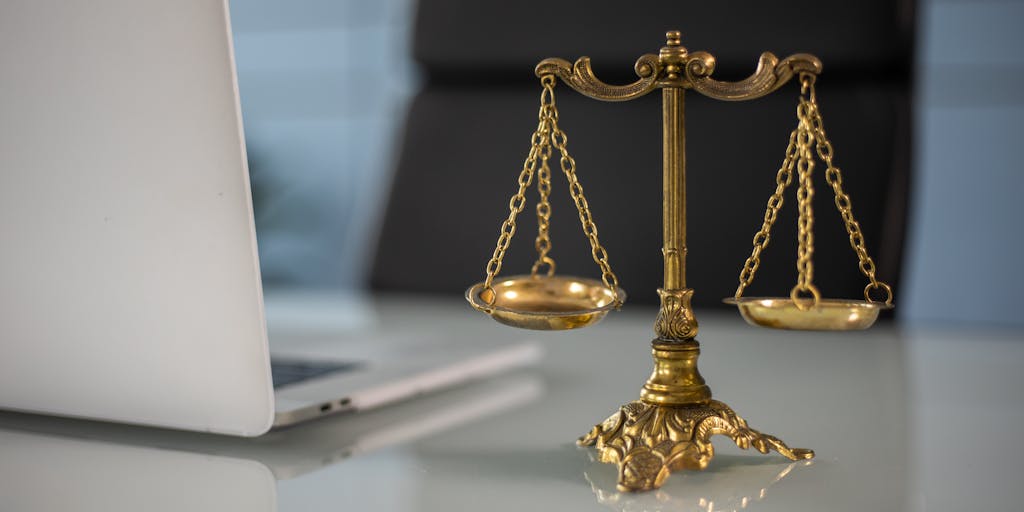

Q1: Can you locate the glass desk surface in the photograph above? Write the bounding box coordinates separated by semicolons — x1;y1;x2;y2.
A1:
1;293;1022;512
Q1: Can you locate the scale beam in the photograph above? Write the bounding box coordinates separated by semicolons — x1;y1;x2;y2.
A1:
533;32;821;102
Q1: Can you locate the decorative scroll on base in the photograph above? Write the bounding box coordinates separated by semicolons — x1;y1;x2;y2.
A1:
578;400;814;492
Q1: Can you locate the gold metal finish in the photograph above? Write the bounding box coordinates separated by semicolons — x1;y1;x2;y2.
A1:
725;297;893;330
534;54;662;102
470;74;623;326
639;341;710;405
662;87;686;293
731;74;895;325
684;52;822;101
653;289;698;340
735;129;797;299
466;30;891;491
792;96;821;307
530;102;555;278
552;98;622;302
466;275;623;330
578;400;814;492
803;76;893;306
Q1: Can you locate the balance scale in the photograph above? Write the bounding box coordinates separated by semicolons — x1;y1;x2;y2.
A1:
465;31;894;492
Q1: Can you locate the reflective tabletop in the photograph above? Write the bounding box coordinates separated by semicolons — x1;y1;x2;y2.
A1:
2;293;1022;511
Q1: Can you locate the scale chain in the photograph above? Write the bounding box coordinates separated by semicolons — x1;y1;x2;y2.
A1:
734;73;893;307
735;128;799;298
481;75;622;306
531;108;556;277
792;87;821;308
802;76;893;305
480;84;550;303
546;87;622;304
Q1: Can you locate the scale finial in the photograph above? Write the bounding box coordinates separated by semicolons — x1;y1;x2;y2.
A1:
660;31;688;80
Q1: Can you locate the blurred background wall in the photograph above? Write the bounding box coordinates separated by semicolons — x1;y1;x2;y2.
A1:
229;0;1024;326
903;0;1024;326
230;0;419;288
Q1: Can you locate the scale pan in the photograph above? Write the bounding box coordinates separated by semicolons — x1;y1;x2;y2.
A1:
466;275;624;331
723;297;893;331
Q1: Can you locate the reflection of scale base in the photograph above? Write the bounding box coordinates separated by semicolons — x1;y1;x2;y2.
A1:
584;450;813;512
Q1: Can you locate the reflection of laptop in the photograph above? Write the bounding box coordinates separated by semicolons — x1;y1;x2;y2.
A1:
0;374;543;510
0;0;539;436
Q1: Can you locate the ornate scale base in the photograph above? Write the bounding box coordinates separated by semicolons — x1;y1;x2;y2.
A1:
578;399;813;492
576;328;813;492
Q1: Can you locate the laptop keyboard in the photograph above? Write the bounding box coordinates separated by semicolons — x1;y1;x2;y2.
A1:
270;359;361;389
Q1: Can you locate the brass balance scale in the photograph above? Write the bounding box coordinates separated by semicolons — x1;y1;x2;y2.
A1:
466;31;894;492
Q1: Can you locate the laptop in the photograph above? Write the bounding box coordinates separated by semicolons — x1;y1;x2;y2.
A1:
0;373;544;511
0;0;539;436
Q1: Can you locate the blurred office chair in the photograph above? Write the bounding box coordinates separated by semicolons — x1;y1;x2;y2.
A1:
372;0;915;307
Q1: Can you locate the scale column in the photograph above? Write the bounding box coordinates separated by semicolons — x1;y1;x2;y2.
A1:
574;31;814;492
643;31;710;405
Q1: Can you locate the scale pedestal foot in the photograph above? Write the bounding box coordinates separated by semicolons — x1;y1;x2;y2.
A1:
578;338;813;492
578;399;814;492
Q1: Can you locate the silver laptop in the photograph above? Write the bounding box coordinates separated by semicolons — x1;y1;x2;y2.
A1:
0;373;544;511
0;0;539;436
